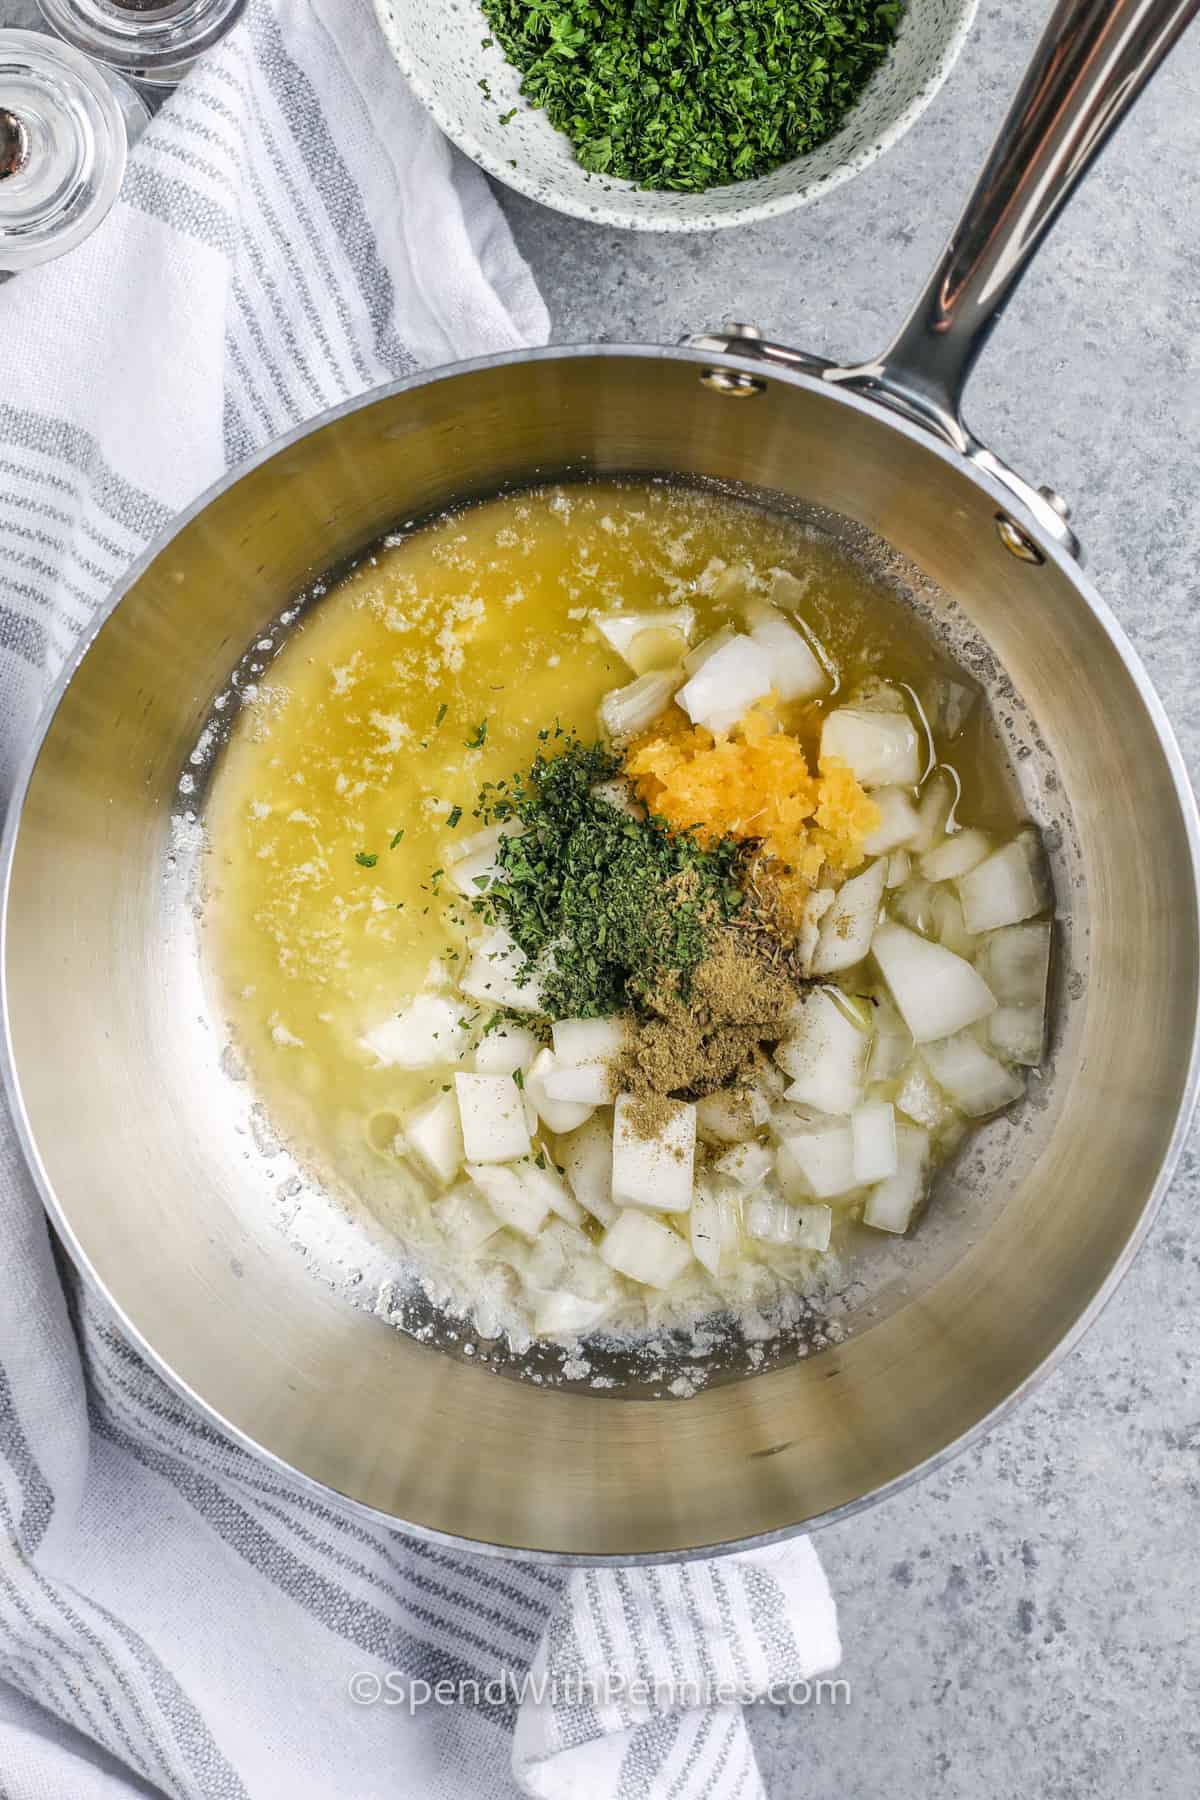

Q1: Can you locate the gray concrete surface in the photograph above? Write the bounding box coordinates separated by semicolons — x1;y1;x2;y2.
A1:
4;0;1199;1793
497;3;1200;1794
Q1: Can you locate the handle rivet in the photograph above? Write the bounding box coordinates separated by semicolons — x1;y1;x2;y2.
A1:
995;512;1045;564
1037;484;1071;522
700;367;766;397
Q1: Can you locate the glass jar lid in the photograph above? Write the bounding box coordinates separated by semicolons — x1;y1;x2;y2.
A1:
37;0;247;89
0;28;137;272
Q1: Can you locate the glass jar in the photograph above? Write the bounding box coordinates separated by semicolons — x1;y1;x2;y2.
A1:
36;0;246;89
0;28;148;272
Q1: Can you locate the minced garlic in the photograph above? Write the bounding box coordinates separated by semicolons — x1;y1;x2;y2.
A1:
623;697;880;922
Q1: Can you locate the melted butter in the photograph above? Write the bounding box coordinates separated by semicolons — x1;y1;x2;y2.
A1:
203;480;1022;1225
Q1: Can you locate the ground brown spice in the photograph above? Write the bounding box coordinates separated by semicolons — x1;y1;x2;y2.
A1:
613;926;802;1137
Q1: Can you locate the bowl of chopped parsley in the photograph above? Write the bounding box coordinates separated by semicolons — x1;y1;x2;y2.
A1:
373;0;977;230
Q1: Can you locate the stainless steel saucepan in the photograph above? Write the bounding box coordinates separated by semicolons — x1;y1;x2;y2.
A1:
3;0;1199;1560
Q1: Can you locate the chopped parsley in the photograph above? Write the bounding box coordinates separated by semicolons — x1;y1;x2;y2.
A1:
434;702;448;727
354;851;378;868
473;733;745;1017
389;829;405;850
465;719;489;750
479;0;903;194
447;805;463;830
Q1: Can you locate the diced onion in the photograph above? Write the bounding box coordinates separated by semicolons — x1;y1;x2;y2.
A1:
676;634;774;735
433;1183;501;1251
810;857;887;976
446;822;522;896
612;1095;696;1213
851;1100;898;1184
712;1139;775;1188
401;1091;464;1187
460;926;544;1013
454;1072;532;1164
446;823;508;867
745;1191;833;1252
473;1024;538;1076
974;921;1052;1006
533;1291;611;1337
930;888;979;959
920;827;991;883
361;994;470;1069
447;846;502;896
864;787;922;855
543;1063;612;1105
520;1161;587;1228
957;830;1049;934
742;1191;787;1245
886;850;912;889
890;875;939;938
600;1211;693;1288
749;1049;787;1102
590;779;645;820
776;1122;858;1200
863;1123;930;1234
747;613;827;701
921;1031;1026;1116
525;1048;595;1134
793;1204;834;1252
467;1162;549;1240
820;707;921;788
911;768;959;851
695;1089;758;1144
682;623;737;675
690;1177;741;1276
872;920;996;1043
557;1114;617;1226
774;988;870;1115
599;669;680;741
867;1007;912;1083
592;607;696;669
894;1058;953;1132
796;886;835;978
551;1016;626;1066
988;1004;1045;1066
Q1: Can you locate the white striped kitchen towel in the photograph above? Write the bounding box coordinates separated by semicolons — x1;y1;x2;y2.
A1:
0;2;842;1797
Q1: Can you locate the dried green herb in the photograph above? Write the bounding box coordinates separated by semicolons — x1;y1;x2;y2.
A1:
473;733;745;1017
354;851;378;868
479;0;903;192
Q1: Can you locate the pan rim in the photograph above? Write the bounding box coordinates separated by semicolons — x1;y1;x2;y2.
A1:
3;341;1199;1563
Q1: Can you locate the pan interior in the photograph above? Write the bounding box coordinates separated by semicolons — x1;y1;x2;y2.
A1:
182;474;1077;1400
4;351;1194;1556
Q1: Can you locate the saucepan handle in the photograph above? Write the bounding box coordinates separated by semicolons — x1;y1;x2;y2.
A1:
693;0;1199;560
842;0;1199;449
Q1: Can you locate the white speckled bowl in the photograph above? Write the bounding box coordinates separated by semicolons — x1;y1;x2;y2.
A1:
373;0;978;232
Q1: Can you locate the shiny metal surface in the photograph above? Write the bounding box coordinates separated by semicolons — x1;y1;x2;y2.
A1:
696;0;1200;562
2;0;1199;1560
2;343;1198;1559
